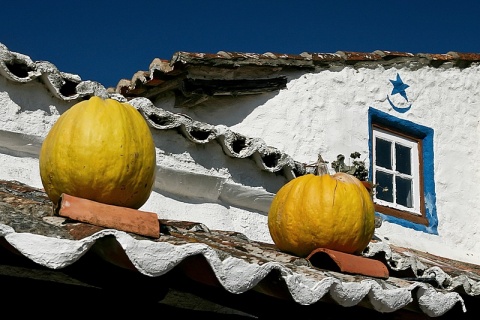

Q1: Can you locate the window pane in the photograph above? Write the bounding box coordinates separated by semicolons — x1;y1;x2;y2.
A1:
396;177;413;208
375;171;393;202
396;143;411;175
372;124;425;220
376;138;392;169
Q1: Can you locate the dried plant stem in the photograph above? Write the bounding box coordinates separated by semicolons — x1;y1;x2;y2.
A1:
314;154;329;176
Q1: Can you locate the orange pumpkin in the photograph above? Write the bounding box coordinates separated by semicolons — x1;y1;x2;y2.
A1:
268;171;375;257
39;96;156;209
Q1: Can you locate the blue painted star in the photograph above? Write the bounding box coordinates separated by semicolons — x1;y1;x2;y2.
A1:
390;73;409;101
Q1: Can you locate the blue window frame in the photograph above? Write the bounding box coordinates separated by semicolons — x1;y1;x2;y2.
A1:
368;108;438;234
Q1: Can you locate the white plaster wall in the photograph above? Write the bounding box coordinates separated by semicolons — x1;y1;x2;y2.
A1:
158;65;480;264
0;75;275;244
2;64;480;264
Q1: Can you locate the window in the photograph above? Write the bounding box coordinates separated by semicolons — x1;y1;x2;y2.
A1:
369;108;438;234
373;126;423;219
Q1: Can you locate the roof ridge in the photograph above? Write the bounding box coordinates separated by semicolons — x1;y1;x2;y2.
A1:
3;42;479;102
115;49;480;103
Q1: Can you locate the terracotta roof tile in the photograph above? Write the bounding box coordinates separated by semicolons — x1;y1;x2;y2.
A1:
3;42;479;104
3;42;480;317
3;42;480;184
115;49;480;103
0;179;478;317
304;52;343;62
373;50;416;58
336;51;383;61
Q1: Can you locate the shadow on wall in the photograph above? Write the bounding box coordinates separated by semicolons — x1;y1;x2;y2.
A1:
161;91;281;127
1;78;74;117
157;70;307;128
152;129;288;195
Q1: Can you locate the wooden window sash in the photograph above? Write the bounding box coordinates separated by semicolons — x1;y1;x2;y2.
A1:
372;123;427;225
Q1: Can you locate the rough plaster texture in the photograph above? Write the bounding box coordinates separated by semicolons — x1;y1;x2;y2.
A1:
1;63;480;264
159;65;480;264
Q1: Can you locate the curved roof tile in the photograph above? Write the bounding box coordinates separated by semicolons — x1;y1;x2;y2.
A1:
0;43;109;100
0;43;306;180
0;219;470;317
2;41;480;316
130;97;306;179
116;49;480;99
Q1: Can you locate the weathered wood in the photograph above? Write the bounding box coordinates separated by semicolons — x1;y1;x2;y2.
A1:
182;77;288;96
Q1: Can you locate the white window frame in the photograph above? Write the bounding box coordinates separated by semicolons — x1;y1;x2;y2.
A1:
373;127;421;216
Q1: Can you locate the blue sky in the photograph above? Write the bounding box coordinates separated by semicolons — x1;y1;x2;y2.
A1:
2;1;480;89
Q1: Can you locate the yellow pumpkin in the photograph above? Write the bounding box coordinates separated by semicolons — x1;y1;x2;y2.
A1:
268;172;375;257
39;96;156;209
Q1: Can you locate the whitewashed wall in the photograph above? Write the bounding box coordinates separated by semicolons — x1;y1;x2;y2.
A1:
1;62;480;265
152;64;480;264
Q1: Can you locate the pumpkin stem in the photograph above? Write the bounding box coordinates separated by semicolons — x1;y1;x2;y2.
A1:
314;154;329;176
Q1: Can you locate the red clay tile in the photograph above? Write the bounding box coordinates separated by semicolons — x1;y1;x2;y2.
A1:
374;50;415;58
418;53;456;61
308;52;343;62
337;51;383;61
448;52;480;61
306;248;389;279
57;193;160;238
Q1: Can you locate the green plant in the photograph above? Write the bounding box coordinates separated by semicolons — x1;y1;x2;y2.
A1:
330;152;369;181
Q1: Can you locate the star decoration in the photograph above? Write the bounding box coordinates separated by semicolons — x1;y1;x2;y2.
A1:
389;74;409;101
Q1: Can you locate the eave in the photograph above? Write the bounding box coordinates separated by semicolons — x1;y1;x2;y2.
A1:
1;179;479;318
